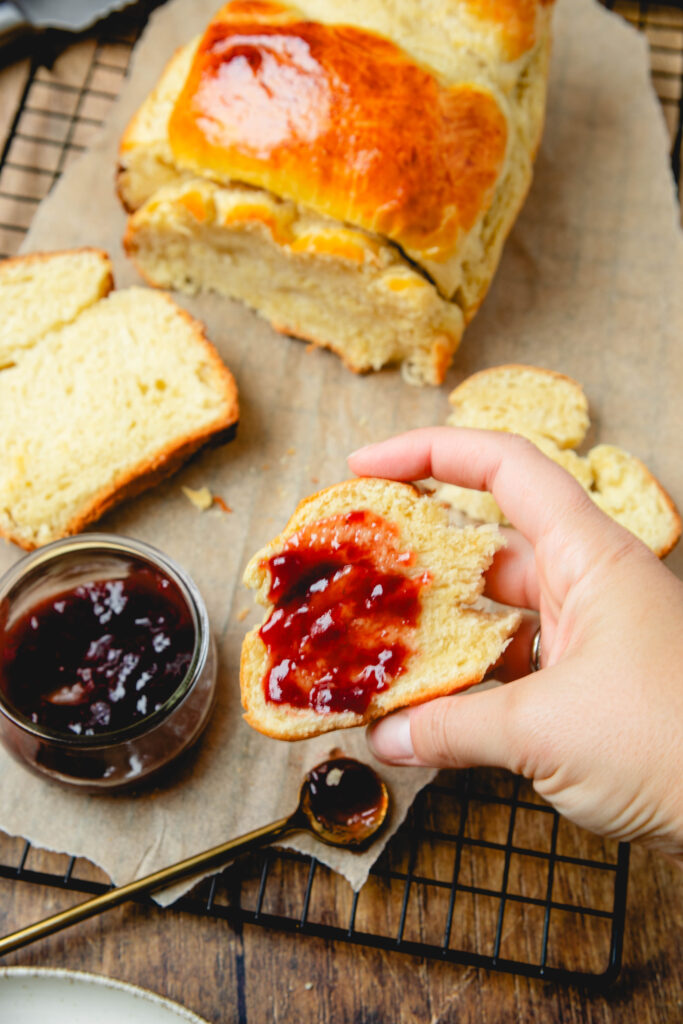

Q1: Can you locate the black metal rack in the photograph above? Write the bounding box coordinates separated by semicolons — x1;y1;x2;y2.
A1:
0;0;680;987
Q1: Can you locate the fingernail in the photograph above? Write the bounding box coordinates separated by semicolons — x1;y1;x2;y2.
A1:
368;710;415;762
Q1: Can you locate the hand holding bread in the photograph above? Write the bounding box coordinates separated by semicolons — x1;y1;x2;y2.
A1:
350;428;683;863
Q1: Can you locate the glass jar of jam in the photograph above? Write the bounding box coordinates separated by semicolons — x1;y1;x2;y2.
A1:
0;534;216;791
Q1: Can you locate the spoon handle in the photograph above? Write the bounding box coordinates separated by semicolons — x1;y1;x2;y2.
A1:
0;812;298;958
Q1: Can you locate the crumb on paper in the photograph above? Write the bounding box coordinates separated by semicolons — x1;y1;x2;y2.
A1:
261;463;271;471
287;447;296;455
237;608;249;622
213;495;232;514
304;982;314;991
181;485;213;511
310;476;319;484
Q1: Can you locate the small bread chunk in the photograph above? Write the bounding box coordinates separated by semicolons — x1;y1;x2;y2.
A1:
0;271;239;550
240;478;520;740
589;445;682;559
447;364;590;448
0;248;113;370
436;364;681;558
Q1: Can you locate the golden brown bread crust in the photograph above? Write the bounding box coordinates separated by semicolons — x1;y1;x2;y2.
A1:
167;0;509;263
464;0;554;61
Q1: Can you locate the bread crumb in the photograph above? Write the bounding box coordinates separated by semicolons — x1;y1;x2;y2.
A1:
287;447;296;455
304;982;314;991
310;476;319;484
182;485;213;511
237;608;249;622
213;495;232;514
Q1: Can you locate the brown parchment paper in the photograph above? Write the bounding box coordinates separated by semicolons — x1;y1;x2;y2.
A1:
0;0;681;901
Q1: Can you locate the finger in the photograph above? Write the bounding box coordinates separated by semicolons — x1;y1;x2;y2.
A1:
484;527;539;610
349;427;616;560
367;677;537;772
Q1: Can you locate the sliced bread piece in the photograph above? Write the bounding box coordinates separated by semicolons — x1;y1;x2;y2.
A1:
0;248;113;370
240;478;520;740
0;285;238;549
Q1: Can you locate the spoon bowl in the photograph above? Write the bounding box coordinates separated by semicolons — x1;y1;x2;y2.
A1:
299;757;389;849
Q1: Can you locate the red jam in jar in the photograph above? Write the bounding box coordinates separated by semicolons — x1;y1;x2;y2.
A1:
0;568;194;738
0;535;216;790
259;510;430;714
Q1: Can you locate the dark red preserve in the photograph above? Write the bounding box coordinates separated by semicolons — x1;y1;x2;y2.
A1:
259;510;430;714
0;566;195;737
307;757;388;836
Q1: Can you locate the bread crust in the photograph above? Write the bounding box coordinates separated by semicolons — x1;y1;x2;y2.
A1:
0;247;114;290
168;1;509;266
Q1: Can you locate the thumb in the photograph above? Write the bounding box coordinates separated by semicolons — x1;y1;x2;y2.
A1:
367;681;535;773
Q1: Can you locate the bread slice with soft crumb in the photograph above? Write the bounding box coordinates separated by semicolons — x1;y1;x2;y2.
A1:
240;478;520;740
0;284;238;550
435;364;681;558
0;248;113;370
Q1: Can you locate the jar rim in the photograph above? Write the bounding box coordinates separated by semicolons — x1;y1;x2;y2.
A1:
0;533;210;750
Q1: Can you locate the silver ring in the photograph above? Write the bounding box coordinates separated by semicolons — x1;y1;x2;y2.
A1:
530;627;542;673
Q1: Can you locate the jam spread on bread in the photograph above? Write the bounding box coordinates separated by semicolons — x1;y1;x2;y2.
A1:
0;567;194;736
259;510;430;714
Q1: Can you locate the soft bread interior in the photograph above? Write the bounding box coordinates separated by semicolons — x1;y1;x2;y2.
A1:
240;478;520;740
0;248;113;370
124;180;464;385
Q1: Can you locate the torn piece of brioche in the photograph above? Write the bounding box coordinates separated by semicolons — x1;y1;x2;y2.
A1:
588;445;682;558
0;253;239;550
435;364;681;557
240;478;520;740
0;247;113;370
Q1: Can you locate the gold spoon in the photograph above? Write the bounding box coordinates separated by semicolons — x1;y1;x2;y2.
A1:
0;757;389;958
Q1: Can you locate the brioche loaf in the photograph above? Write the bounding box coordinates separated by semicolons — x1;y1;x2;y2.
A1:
240;478;520;739
436;364;681;558
0;250;239;550
119;0;555;384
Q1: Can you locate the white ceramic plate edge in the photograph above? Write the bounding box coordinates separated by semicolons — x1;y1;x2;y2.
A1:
0;966;211;1023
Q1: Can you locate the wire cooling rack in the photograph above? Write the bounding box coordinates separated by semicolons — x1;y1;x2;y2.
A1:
0;0;680;987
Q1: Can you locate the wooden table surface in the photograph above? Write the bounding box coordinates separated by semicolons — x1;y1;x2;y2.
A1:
0;6;682;1022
